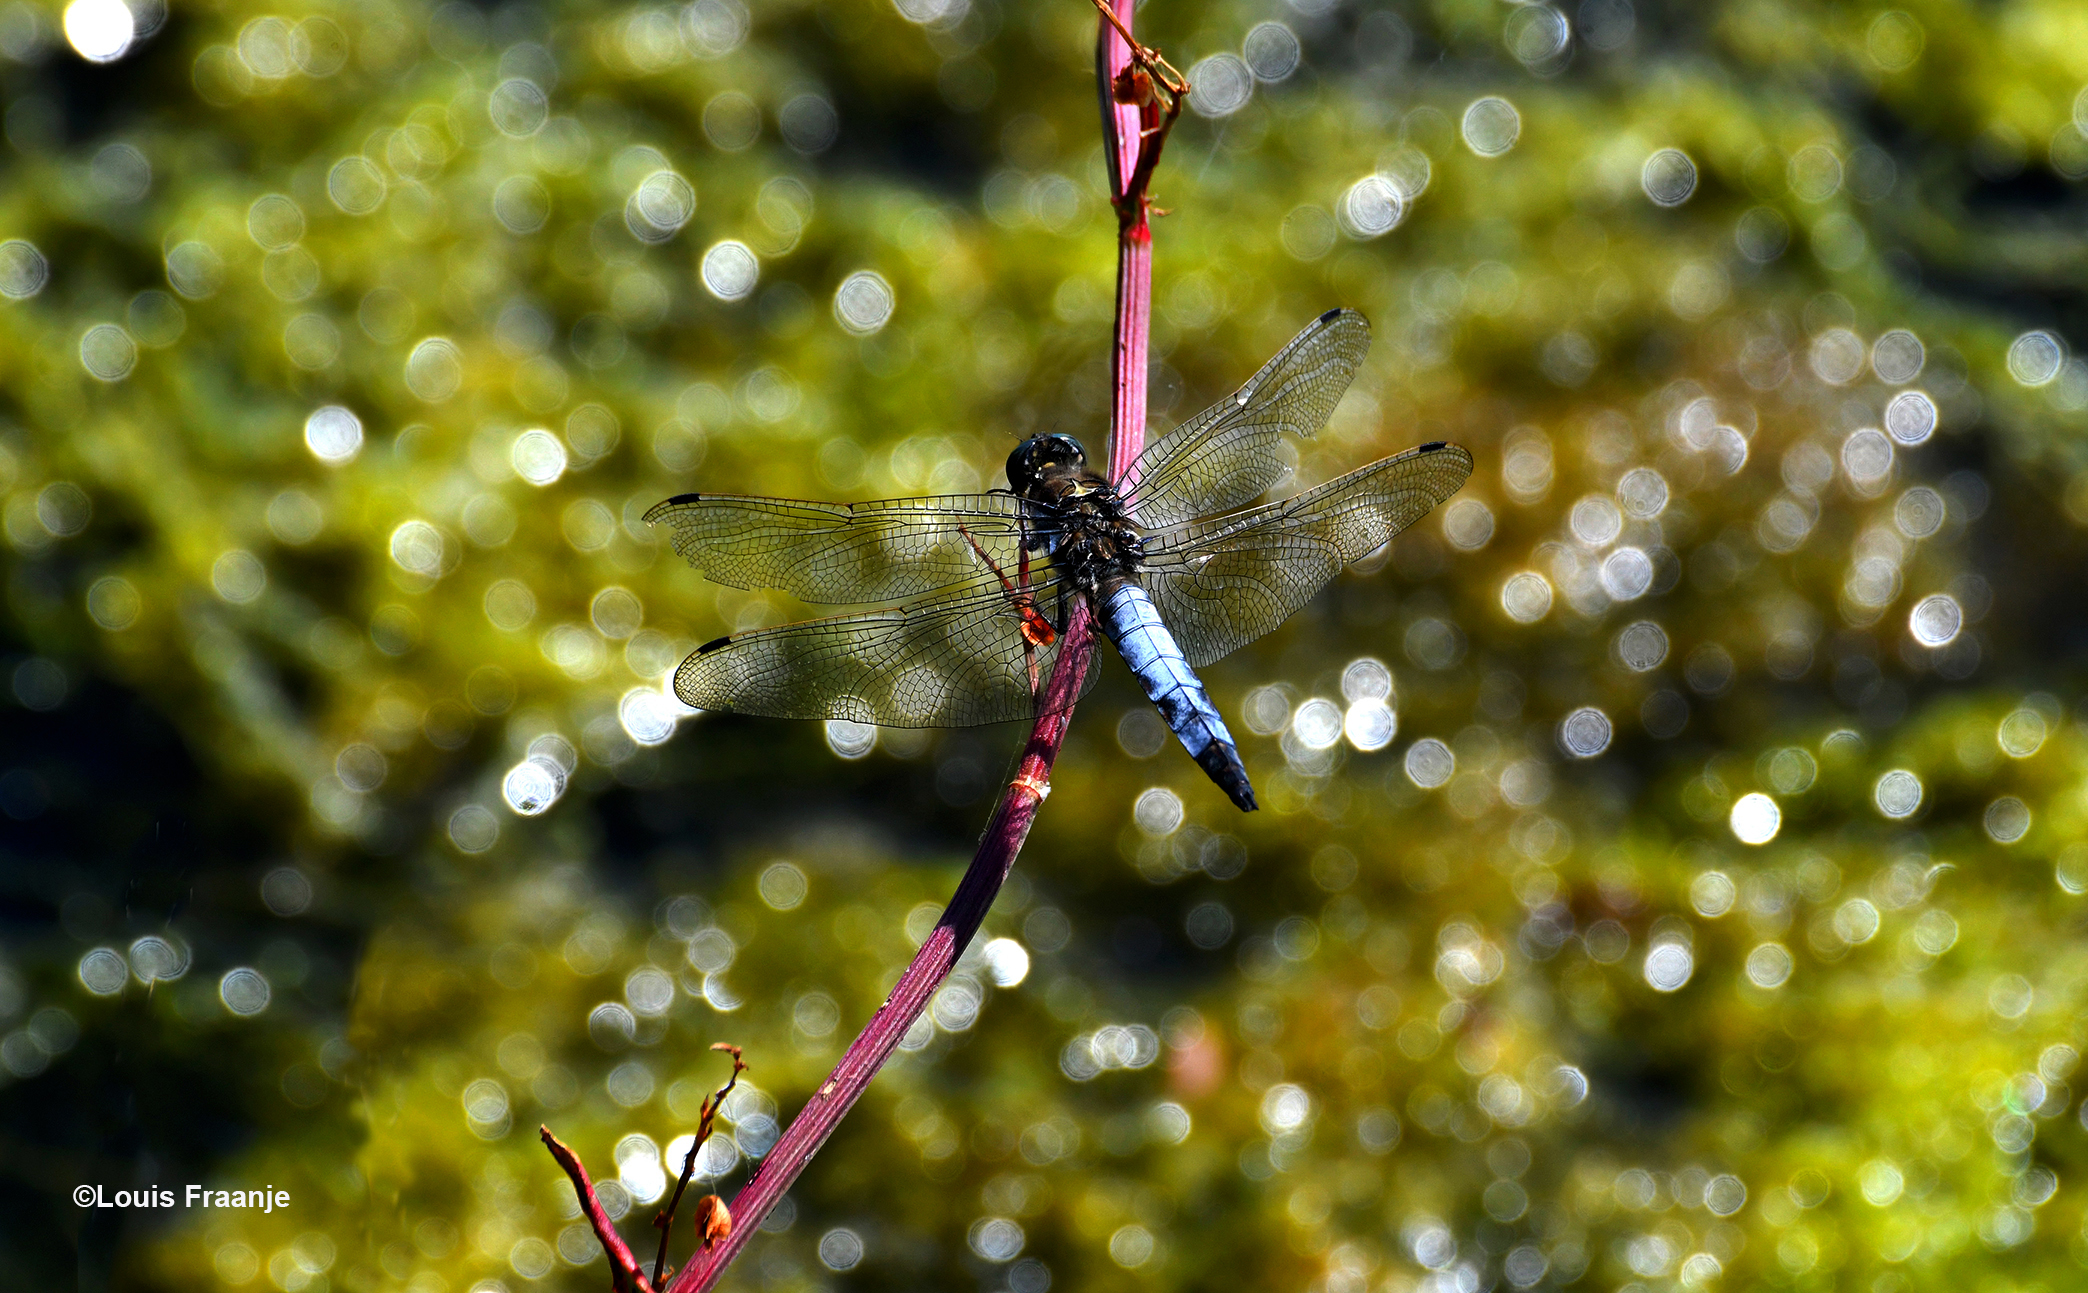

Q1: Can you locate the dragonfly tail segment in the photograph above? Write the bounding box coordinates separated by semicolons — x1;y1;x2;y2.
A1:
1098;582;1258;812
1193;739;1258;813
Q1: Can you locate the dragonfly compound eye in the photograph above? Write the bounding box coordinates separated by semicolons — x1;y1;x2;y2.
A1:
1006;434;1087;492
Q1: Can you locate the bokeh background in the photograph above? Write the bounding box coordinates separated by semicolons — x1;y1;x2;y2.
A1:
4;0;2088;1289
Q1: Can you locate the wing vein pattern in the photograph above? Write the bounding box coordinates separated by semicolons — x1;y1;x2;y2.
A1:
643;492;1028;604
1121;308;1373;530
1143;442;1475;667
671;574;1097;728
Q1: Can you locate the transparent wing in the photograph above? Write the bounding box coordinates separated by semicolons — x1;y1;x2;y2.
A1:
1142;441;1474;667
644;492;1032;603
671;576;1099;728
1120;309;1372;530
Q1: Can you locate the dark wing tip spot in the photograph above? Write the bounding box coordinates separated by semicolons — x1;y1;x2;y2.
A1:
1420;440;1448;452
696;634;732;655
1318;306;1347;324
642;493;702;523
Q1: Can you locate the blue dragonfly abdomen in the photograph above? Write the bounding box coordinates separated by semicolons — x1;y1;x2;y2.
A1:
1097;581;1255;810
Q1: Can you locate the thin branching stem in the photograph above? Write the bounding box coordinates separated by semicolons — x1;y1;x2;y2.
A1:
1088;0;1188;104
558;4;1183;1289
650;1044;746;1287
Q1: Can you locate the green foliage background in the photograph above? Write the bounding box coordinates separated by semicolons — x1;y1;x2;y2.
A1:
3;0;2088;1290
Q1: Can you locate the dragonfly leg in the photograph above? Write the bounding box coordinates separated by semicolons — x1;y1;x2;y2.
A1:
1012;523;1039;696
958;524;1054;697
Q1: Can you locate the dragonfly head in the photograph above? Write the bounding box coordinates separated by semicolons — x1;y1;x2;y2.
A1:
1006;434;1087;497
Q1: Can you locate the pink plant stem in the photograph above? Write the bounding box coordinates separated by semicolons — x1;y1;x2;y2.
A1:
1111;224;1152;478
664;610;1091;1292
662;8;1162;1289
1102;0;1153;475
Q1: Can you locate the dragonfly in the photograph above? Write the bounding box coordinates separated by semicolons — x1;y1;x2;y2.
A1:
646;309;1473;812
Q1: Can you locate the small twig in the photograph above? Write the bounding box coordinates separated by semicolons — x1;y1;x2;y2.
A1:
542;1127;655;1293
1087;0;1187;101
1118;88;1184;230
1090;0;1188;231
650;1044;747;1287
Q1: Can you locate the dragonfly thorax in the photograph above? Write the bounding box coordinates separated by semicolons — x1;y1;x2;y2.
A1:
1013;445;1145;596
